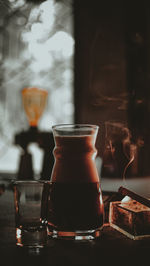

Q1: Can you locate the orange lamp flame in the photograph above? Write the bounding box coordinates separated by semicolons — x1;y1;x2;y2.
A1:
22;87;48;127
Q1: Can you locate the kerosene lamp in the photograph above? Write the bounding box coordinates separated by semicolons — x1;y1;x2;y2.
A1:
15;87;54;180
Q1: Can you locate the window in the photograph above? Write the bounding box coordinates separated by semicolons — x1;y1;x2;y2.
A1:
0;0;74;175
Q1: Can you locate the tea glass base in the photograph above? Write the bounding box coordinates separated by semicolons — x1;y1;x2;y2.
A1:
48;228;102;240
16;226;47;248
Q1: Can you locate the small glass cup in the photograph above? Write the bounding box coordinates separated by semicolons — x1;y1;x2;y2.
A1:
13;180;50;248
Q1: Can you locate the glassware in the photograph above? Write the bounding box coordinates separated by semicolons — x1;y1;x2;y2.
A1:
22;87;48;127
47;124;104;240
13;180;50;248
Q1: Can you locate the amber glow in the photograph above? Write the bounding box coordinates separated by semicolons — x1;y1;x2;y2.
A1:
22;87;48;127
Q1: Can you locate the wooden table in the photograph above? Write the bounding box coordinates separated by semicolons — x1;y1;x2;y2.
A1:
0;177;150;266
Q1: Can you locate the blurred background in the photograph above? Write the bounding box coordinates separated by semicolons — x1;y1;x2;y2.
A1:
0;0;150;180
0;0;74;176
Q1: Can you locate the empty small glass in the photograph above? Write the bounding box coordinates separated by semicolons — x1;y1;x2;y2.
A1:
13;180;50;248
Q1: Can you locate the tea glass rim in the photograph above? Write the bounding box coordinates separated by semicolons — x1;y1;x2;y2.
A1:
52;123;99;131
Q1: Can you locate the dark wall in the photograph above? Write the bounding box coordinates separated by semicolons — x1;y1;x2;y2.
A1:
74;0;150;176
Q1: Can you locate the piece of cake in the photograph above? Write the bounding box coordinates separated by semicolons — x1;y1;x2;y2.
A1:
109;199;150;240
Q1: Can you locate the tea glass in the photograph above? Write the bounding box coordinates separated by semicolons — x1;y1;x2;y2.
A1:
47;124;104;240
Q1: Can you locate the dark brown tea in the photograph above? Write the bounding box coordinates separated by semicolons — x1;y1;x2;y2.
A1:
47;182;103;231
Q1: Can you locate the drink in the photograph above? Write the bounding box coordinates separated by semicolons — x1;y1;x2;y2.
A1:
48;126;104;239
51;134;100;183
48;182;103;232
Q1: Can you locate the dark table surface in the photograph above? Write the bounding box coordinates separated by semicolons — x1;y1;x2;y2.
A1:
0;176;150;266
